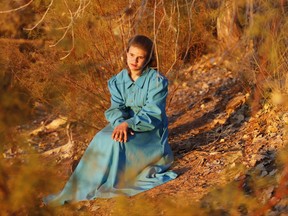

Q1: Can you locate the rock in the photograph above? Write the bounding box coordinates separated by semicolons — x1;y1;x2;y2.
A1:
30;116;68;136
225;93;249;115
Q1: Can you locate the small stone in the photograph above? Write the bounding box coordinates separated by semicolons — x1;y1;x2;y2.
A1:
282;113;288;124
269;169;278;176
255;162;265;171
263;103;270;110
266;125;278;133
236;114;245;124
202;83;209;89
260;170;268;177
243;134;249;140
91;205;100;211
39;143;46;147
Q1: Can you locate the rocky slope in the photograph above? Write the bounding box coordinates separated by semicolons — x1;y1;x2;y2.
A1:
7;55;287;215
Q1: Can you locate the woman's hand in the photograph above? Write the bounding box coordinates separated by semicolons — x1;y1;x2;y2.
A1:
112;122;134;143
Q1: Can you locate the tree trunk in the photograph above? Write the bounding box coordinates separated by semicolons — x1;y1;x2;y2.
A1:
216;0;241;48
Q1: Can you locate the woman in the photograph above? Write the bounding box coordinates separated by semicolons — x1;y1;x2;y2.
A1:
44;35;177;206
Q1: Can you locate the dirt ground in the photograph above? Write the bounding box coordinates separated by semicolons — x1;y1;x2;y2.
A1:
12;55;287;215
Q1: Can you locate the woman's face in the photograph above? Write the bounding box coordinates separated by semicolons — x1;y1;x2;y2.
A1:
127;45;147;74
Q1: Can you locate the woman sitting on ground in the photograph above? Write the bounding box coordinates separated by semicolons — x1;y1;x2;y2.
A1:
43;35;177;206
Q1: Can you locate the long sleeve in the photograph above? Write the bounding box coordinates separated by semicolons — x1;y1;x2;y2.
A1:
125;76;168;132
105;77;130;127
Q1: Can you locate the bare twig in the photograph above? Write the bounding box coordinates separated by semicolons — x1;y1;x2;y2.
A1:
165;0;180;75
53;0;75;60
0;0;34;14
153;0;166;71
21;0;90;60
23;0;54;31
179;0;195;67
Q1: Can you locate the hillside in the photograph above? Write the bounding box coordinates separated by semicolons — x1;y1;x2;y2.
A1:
0;1;287;214
8;54;286;215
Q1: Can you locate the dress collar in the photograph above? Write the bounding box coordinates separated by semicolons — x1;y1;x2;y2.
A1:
125;67;150;89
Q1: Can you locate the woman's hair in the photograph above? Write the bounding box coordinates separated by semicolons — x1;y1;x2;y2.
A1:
126;35;156;68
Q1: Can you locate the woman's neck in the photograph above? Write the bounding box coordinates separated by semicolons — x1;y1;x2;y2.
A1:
129;70;142;81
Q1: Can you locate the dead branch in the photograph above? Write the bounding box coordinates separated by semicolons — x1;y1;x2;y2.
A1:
30;116;68;136
23;0;54;31
0;0;34;14
42;122;74;158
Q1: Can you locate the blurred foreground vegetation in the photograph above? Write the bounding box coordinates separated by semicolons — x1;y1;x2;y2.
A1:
0;0;287;215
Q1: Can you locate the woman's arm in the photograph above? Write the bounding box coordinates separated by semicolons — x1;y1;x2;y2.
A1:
104;77;130;127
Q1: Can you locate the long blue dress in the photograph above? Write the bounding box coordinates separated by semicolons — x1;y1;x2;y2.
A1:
43;67;177;206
